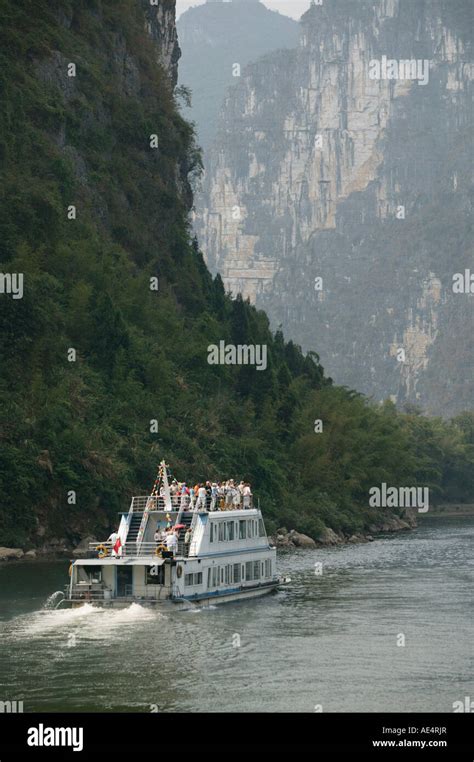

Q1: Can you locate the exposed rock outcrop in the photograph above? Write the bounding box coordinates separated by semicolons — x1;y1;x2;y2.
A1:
271;509;417;548
143;0;181;87
72;536;99;558
195;0;473;416
315;527;344;546
0;547;24;561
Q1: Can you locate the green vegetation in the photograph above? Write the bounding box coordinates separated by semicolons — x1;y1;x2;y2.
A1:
0;0;472;548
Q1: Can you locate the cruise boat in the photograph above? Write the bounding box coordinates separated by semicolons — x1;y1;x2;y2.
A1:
64;461;280;608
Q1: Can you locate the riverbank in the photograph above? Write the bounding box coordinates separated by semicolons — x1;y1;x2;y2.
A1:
270;509;418;549
418;503;474;518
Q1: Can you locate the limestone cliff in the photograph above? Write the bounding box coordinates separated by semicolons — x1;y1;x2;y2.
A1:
195;0;473;415
144;0;181;87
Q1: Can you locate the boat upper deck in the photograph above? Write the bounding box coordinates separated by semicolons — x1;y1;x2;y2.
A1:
75;461;267;564
80;506;270;562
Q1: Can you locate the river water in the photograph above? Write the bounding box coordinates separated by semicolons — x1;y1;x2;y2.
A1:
0;518;472;713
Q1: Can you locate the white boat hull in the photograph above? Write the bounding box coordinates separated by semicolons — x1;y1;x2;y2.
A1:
66;581;279;609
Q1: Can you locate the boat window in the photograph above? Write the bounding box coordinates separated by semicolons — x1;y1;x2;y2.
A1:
226;522;235;541
76;568;89;583
185;572;203;587
239;520;247;539
210;524;214;543
259;519;265;537
253;560;260;580
212;567;218;587
81;569;101;584
218;523;225;541
233;563;241;583
265;559;271;578
245;561;252;581
207;568;211;588
220;567;224;583
241;564;245;580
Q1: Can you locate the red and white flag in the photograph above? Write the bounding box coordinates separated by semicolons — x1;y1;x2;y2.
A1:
113;537;122;557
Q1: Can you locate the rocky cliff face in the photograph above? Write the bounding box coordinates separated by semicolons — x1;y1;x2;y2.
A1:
143;0;181;86
40;0;192;214
50;1;181;85
195;0;473;415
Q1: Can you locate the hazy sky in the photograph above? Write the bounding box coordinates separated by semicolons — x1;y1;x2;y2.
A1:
176;1;311;21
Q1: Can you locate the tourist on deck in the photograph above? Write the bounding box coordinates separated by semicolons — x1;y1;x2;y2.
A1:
243;483;252;509
166;529;178;556
170;480;179;510
210;483;218;511
107;530;118;546
184;527;192;551
154;527;165;545
196;484;207;512
233;485;241;509
180;483;190;510
205;481;212;511
225;480;234;510
167;475;253;512
217;482;225;510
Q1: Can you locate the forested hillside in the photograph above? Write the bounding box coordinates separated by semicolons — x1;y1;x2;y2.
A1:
0;0;472;551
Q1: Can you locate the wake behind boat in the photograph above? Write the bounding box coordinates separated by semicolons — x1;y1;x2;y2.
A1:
64;461;280;608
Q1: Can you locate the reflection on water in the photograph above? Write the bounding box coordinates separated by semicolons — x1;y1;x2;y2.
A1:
0;518;472;712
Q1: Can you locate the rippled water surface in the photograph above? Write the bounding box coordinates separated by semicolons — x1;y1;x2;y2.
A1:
0;518;472;712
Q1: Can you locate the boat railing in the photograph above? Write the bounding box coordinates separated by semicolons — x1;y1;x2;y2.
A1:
131;495;170;512
65;585;171;602
130;495;257;512
65;585;112;601
211;494;257;510
86;541;177;559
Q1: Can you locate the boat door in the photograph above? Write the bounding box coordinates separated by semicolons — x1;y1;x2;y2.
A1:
116;566;133;597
